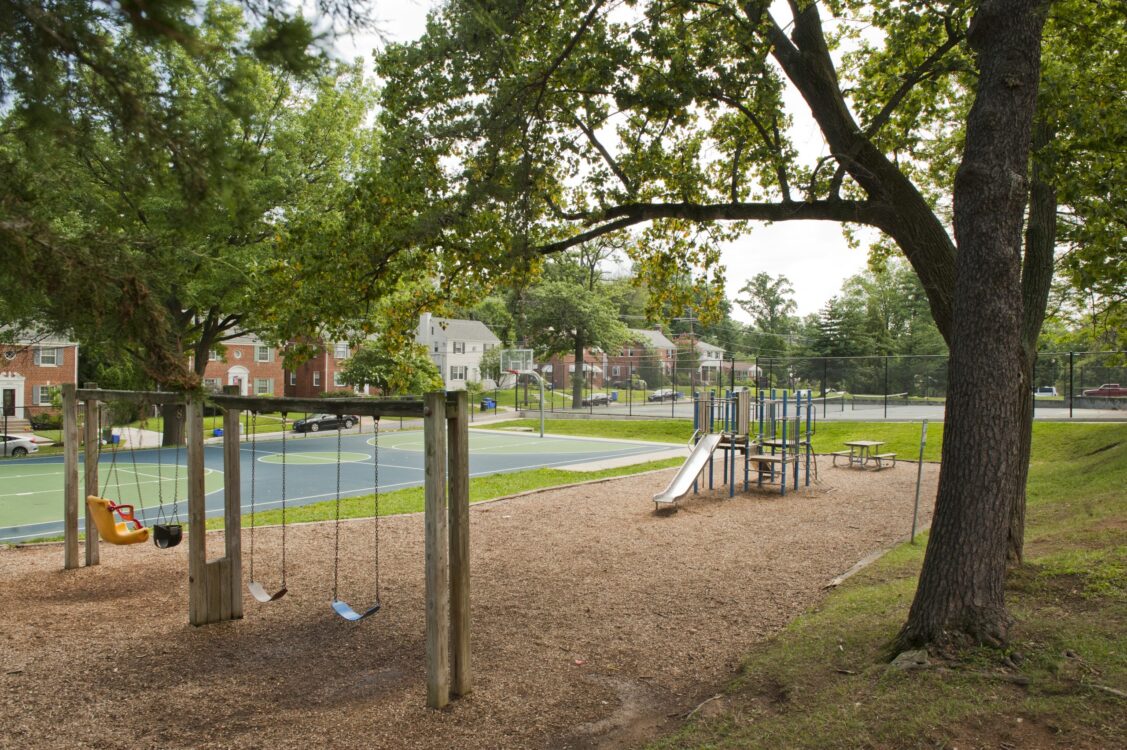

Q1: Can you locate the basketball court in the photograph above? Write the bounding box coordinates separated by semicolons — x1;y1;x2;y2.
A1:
0;428;676;543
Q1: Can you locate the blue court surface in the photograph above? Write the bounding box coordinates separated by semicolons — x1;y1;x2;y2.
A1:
0;429;671;543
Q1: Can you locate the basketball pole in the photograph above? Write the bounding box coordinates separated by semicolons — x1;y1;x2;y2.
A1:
508;369;544;437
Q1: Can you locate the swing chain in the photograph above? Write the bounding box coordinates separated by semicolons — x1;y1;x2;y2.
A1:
249;411;258;584
373;417;380;604
280;412;287;588
332;418;342;601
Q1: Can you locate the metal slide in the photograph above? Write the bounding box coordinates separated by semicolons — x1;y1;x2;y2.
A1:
653;433;723;506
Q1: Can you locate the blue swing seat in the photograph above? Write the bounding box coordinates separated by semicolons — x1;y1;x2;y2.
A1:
332;599;381;621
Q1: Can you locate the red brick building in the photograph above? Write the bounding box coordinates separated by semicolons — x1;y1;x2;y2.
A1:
285;339;364;398
194;335;286;397
0;333;79;424
540;328;680;391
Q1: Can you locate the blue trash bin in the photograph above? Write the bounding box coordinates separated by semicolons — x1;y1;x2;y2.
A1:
610;391;618;402
213;428;224;437
110;433;120;445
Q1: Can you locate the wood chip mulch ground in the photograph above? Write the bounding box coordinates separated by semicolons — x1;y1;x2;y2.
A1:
0;458;938;749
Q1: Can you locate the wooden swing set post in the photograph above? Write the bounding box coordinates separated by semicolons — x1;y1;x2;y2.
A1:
83;385;100;567
62;383;79;570
447;390;472;698
187;391;243;626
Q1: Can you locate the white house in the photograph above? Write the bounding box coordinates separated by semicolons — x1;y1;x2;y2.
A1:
696;340;727;384
416;314;502;389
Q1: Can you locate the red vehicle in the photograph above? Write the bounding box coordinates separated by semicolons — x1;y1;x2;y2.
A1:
1082;383;1127;397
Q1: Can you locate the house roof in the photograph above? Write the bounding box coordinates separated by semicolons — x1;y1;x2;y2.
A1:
430;317;501;344
0;326;77;347
629;328;676;350
696;340;725;355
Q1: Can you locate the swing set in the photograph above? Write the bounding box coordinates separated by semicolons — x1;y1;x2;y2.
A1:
61;384;470;709
84;401;184;548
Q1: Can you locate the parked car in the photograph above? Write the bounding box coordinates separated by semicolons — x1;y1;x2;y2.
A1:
292;413;359;432
1;434;39;457
1033;386;1058;397
1081;383;1126;397
581;393;610;406
647;388;684;402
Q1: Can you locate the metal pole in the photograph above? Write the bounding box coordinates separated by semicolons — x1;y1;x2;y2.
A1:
912;420;928;543
883;355;889;419
822;357;828;419
1069;351;1074;419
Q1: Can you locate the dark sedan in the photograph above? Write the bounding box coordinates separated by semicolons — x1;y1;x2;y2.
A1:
292;413;359;432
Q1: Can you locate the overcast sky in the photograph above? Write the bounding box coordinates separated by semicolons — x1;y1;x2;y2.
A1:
334;1;872;322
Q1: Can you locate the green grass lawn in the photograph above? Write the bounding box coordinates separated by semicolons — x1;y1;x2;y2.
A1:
212;455;684;530
646;421;1127;749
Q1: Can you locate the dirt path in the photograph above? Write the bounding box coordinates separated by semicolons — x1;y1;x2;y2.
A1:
0;459;938;749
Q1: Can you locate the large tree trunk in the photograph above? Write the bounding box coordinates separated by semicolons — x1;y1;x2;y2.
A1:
896;0;1047;650
571;333;585;409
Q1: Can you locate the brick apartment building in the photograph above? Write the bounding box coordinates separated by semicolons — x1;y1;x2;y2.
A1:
285;339;363;397
541;328;679;391
0;333;80;424
195;335;286;397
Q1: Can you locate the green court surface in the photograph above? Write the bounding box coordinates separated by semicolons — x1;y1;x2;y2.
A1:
0;462;223;529
376;430;628;454
259;451;371;465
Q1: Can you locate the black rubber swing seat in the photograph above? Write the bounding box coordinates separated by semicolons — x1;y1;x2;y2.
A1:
247;581;288;603
332;599;381;621
152;523;183;549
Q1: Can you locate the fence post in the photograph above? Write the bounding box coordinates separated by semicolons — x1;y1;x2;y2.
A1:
1069;351;1074;419
822;358;828;418
883;356;889;419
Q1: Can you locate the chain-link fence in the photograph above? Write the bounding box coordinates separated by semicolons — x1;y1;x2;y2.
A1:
494;350;1125;421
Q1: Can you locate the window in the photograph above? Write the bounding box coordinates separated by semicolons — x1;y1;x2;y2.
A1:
612;366;621;377
434;343;439;353
203;378;220;391
453;341;465;354
208;349;219;361
627;348;634;357
254;378;272;395
449;365;467;380
313;371;321;387
288;372;296;386
255;345;273;363
32;385;54;405
483;343;493;352
333;342;350;359
3;350;15;361
333;371;344;387
34;347;61;366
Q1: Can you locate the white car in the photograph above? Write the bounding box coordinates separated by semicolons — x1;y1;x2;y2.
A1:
1;434;39;457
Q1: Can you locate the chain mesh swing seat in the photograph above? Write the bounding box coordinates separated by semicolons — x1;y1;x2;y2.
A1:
331;416;381;621
86;413;149;545
151;405;184;549
246;412;288;603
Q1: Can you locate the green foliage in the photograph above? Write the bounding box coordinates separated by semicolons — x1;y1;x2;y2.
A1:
0;2;378;386
340;338;442;396
479;346;502;381
737;272;798;354
524;279;630;359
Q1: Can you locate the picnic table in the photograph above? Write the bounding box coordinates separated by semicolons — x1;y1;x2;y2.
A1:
832;440;897;470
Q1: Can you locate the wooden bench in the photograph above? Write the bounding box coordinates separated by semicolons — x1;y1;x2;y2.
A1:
869;452;897;470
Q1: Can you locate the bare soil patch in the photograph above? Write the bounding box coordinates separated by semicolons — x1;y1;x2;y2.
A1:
0;459;937;749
